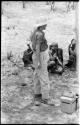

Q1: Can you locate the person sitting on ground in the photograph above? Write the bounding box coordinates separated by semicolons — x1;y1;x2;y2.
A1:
47;43;63;74
65;39;76;70
22;44;33;67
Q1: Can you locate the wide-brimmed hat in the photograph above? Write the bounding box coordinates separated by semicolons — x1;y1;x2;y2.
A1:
34;16;48;28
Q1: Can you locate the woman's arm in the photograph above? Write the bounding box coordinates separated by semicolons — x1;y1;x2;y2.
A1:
36;32;42;66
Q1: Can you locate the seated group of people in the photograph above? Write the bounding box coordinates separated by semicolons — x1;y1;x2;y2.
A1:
22;38;76;74
47;38;76;74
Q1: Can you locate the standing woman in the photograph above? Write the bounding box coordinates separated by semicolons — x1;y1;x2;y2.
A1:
30;17;54;106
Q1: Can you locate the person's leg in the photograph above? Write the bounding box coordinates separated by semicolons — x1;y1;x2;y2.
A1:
32;53;42;105
33;50;55;105
33;72;41;95
39;50;55;105
39;50;50;100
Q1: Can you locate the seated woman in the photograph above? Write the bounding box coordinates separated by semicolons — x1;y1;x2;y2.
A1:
65;39;76;70
47;43;63;74
22;44;33;67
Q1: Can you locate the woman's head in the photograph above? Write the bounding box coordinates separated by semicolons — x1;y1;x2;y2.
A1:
71;39;76;45
37;24;47;31
35;16;48;30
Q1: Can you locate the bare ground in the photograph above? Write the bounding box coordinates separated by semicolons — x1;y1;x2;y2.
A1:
1;2;79;124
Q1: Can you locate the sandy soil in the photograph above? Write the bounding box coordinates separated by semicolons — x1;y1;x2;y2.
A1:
1;2;79;124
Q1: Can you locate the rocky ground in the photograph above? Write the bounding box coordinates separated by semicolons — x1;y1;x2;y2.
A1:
1;2;79;124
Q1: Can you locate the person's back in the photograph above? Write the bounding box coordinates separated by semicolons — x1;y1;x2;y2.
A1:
57;48;63;65
30;29;38;52
65;39;76;70
68;39;76;56
30;28;48;53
